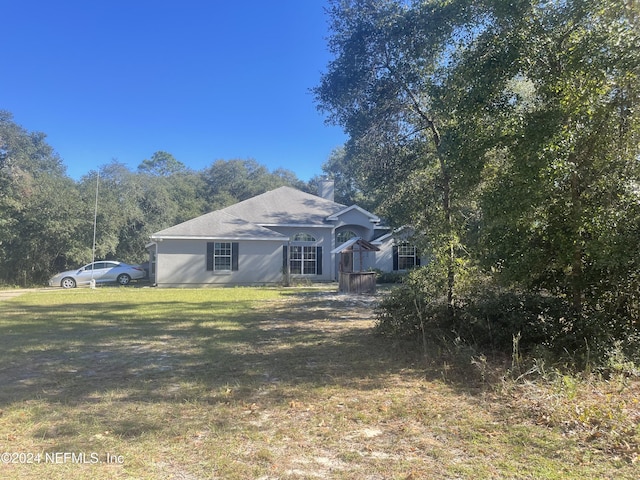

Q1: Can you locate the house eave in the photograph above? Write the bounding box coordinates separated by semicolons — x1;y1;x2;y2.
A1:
372;232;393;243
150;235;288;242
258;223;333;228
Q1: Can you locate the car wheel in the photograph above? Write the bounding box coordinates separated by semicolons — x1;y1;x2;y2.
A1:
61;277;76;289
117;273;131;286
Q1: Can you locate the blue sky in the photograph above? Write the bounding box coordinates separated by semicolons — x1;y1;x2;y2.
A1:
1;0;346;181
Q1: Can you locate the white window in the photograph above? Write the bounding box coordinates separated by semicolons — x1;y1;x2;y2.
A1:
207;242;238;272
395;243;418;270
287;232;321;275
290;245;317;275
292;232;316;242
214;242;232;271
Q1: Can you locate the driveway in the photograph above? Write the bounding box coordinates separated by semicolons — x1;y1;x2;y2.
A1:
0;289;39;301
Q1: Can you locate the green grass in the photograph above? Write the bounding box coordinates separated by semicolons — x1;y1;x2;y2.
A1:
0;286;638;479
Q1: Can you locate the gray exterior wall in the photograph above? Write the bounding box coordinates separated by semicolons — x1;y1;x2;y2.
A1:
374;237;395;273
151;233;429;287
265;226;335;281
154;238;286;287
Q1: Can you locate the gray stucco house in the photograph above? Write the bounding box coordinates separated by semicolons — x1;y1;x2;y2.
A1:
147;183;422;287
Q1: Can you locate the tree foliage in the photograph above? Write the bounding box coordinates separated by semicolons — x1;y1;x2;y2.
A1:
137;151;188;177
310;146;378;209
316;0;485;313
0;116;310;286
318;0;640;362
0;111;83;284
201;158;307;210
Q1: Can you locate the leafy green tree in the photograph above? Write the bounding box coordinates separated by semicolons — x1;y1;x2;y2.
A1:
201;159;305;210
137;151;187;176
78;161;146;263
309;146;378;209
317;0;640;359
315;0;499;314
137;154;207;234
478;0;640;315
0;111;85;284
76;157;208;269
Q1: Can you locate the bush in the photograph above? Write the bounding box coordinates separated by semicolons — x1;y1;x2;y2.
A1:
374;264;448;340
371;269;407;284
374;267;640;369
455;283;569;353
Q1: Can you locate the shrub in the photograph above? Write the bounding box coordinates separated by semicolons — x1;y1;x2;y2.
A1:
371;269;407;284
374;267;640;369
454;283;569;353
374;264;448;340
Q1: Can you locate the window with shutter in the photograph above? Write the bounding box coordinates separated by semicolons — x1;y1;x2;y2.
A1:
393;243;418;270
207;242;239;272
287;233;322;275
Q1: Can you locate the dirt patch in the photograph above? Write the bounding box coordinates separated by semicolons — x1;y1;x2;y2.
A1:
0;289;29;301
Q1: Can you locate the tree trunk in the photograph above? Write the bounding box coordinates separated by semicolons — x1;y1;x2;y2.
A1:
439;156;455;319
570;168;583;314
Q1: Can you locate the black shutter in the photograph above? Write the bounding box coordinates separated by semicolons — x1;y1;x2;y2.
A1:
231;242;239;271
316;247;322;275
392;245;399;270
416;249;421;267
282;245;288;269
206;242;214;271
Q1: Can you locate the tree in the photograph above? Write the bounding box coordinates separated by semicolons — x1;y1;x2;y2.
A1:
309;146;378;209
0;111;85;284
478;1;640;314
78;161;146;263
317;0;640;359
137;156;207;234
137;151;187;176
315;0;508;314
137;150;206;225
201;159;304;210
79;157;208;268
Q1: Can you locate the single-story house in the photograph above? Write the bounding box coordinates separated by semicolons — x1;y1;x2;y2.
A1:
147;182;424;287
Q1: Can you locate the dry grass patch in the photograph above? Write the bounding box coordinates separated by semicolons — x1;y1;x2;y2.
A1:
0;286;638;479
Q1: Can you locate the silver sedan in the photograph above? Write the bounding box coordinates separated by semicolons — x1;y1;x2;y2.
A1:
49;261;146;288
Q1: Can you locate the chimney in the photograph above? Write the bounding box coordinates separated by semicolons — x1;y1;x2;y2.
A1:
318;178;335;202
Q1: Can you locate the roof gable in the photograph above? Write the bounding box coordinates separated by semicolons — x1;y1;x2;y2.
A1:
326;204;380;223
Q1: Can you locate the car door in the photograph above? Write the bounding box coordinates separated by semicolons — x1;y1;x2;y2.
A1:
74;262;105;285
99;262;121;283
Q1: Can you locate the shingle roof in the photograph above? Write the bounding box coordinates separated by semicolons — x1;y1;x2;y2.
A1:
220;186;346;225
151;211;287;240
151;186;347;239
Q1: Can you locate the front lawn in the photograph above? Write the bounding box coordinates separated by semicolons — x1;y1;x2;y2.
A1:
0;287;637;479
